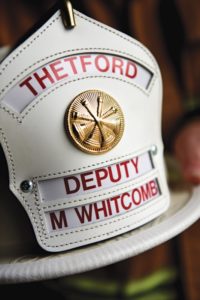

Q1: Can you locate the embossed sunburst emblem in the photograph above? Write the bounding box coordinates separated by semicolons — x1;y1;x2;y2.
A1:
65;90;124;154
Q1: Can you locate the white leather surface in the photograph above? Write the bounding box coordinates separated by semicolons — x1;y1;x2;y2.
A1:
2;53;152;113
0;31;199;283
0;9;170;252
0;187;199;284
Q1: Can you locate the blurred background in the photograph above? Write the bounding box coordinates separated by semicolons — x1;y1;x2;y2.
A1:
0;0;200;299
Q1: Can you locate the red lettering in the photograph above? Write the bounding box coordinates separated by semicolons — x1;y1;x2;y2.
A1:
81;171;96;191
120;160;130;178
80;55;92;72
75;205;93;224
108;164;122;183
130;157;139;174
19;77;38;96
34;67;55;89
150;180;158;197
95;55;110;72
106;199;113;216
64;176;80;194
132;188;142;205
112;57;124;75
64;56;78;74
140;183;151;201
94;200;108;220
95;168;108;187
121;192;132;210
125;61;137;79
49;60;68;80
49;211;68;230
110;195;120;213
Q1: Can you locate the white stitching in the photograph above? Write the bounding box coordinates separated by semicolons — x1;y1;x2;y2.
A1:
0;8;162;250
45;196;166;247
0;128;16;185
0;14;61;75
42;171;157;209
0;10;157;75
74;11;156;66
0;48;155;98
33;146;150;180
1;75;149;123
0;128;47;238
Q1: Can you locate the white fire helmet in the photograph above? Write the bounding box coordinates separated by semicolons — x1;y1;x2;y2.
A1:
0;3;200;284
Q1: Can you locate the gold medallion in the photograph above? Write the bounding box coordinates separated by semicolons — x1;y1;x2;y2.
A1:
65;90;124;154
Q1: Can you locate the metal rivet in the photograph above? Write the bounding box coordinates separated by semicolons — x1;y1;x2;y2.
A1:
20;180;33;193
151;145;158;155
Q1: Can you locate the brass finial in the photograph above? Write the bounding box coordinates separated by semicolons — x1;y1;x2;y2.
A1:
60;0;76;29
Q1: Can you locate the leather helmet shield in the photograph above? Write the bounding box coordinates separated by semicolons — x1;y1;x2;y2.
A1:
0;9;170;252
